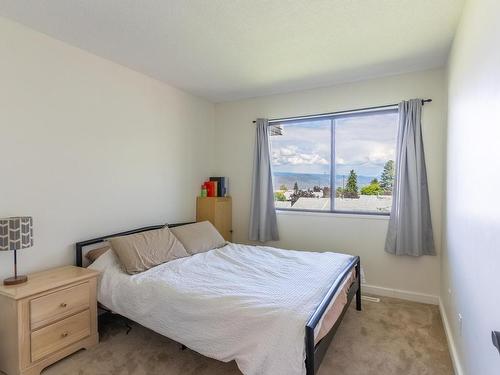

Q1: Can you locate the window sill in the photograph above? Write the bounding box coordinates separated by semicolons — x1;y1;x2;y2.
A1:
276;209;390;220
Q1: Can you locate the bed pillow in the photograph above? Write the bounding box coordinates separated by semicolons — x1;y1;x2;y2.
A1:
170;221;226;255
85;244;112;264
109;227;189;274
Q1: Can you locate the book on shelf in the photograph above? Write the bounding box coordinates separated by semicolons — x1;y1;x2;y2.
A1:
204;181;217;197
209;177;228;197
224;177;229;197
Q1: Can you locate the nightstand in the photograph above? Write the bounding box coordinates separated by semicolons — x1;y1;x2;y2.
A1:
196;196;232;241
0;266;99;375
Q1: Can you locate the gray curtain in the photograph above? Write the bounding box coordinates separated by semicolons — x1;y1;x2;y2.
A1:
385;99;435;256
249;118;279;242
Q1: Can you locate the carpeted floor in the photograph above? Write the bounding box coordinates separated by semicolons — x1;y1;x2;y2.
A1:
42;296;453;375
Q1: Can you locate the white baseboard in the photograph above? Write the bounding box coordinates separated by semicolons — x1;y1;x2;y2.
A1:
362;283;439;305
439;299;464;375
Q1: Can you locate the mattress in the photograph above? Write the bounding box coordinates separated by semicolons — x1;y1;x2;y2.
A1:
89;243;355;375
314;268;356;344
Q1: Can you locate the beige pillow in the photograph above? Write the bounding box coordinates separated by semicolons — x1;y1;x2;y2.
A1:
85;244;111;264
170;221;226;255
109;227;189;274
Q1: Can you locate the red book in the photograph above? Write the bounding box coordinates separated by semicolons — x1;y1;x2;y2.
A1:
205;181;217;197
212;181;218;197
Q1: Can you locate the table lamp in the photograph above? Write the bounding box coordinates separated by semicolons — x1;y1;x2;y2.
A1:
0;217;33;285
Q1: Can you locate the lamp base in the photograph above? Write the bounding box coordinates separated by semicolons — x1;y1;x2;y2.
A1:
3;275;28;286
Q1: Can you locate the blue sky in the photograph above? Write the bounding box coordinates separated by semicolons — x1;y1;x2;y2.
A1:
270;112;398;177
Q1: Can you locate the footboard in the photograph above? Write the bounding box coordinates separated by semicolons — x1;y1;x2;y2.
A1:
305;256;361;375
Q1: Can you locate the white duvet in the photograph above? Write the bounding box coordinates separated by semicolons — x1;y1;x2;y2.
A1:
89;243;354;375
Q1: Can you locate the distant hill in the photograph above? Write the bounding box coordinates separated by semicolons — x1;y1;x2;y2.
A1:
273;172;376;190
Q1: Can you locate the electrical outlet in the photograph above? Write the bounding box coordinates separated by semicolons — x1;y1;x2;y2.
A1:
458;313;463;336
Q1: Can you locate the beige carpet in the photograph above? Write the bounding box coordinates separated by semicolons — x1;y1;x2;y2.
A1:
42;296;453;375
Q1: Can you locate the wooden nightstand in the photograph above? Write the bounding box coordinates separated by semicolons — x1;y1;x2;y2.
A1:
196;196;232;241
0;266;99;375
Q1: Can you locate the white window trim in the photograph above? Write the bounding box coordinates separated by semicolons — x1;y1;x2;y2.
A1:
276;209;391;220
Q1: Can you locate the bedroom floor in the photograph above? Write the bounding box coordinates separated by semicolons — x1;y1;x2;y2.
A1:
41;296;453;375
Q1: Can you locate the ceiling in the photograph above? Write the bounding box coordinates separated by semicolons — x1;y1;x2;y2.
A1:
0;1;464;102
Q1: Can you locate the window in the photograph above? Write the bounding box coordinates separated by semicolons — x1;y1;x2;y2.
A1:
270;107;398;214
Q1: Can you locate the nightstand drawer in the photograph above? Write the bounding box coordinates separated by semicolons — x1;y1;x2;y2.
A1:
31;309;91;362
30;282;90;330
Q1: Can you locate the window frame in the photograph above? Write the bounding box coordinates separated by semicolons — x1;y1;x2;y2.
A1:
270;106;399;216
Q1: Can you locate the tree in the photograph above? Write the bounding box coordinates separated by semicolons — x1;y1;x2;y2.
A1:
290;189;315;206
361;180;383;195
293;182;299;192
336;186;344;198
322;186;330;198
313;185;321;192
344;170;359;198
274;191;286;201
279;184;288;191
380;160;395;194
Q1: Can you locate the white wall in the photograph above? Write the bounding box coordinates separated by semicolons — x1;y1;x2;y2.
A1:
214;69;447;300
442;0;500;373
0;17;215;279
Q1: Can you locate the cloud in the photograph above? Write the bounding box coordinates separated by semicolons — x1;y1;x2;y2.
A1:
337;143;395;165
273;146;329;166
270;113;397;176
271;121;331;170
334;114;397;175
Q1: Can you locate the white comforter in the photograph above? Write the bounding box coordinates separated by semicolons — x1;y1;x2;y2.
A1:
89;243;354;375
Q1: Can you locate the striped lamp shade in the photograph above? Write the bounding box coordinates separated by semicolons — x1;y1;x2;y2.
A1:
0;217;33;251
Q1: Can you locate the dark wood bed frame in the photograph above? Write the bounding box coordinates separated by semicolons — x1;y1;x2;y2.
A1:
75;223;362;375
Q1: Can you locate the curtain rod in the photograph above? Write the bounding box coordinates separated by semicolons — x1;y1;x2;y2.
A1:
252;99;432;124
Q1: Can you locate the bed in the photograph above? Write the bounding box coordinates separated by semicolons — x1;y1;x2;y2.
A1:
75;223;361;375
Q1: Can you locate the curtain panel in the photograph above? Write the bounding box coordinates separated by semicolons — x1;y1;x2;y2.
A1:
249;118;279;242
385;99;435;256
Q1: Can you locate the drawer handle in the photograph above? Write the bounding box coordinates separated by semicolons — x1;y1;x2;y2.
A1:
60;302;67;308
61;332;69;338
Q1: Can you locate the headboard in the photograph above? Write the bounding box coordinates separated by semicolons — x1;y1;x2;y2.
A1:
75;222;194;267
